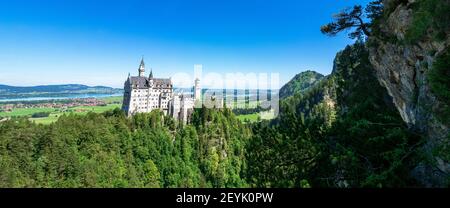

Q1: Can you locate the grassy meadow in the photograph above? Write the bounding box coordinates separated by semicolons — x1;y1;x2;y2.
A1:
236;110;276;123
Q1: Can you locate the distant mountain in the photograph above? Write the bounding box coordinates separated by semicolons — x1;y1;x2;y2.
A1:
0;84;123;99
279;71;325;99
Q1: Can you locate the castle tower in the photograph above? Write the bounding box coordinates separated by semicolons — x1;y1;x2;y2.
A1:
138;57;145;77
194;78;201;101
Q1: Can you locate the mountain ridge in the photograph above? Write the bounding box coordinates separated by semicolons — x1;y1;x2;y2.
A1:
0;84;123;99
0;84;121;92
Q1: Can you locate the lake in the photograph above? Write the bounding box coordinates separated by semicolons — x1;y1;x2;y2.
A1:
0;89;276;102
0;93;123;102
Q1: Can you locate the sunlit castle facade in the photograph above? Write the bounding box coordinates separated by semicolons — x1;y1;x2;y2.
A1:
122;58;199;124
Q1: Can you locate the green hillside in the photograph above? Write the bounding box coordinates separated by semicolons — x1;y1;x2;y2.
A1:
279;71;324;99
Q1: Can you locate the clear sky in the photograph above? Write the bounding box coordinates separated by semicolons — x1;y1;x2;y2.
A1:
0;0;371;88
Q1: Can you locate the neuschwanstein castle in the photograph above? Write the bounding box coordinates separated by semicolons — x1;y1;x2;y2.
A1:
122;58;201;124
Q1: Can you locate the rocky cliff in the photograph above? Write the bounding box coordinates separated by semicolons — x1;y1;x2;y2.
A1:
368;0;450;186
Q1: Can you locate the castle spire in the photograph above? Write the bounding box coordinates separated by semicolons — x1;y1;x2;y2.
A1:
138;56;145;77
140;56;145;66
149;68;153;79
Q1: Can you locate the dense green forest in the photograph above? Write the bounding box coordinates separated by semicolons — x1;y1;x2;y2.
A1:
0;108;250;188
279;71;324;99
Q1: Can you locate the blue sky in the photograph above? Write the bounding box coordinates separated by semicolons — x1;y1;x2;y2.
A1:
0;0;371;88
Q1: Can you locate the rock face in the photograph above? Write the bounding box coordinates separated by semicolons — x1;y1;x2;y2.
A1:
368;0;450;186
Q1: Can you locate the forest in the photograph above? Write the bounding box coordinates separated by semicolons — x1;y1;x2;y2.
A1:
0;107;251;188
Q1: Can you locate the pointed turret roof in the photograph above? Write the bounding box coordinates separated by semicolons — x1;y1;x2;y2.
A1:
139;57;145;68
149;68;153;79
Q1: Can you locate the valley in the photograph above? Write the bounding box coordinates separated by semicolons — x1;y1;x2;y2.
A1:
0;96;123;124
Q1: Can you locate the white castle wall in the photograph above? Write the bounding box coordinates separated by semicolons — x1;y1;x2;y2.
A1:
122;59;197;124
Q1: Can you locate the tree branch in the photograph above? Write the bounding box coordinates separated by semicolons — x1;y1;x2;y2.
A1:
354;15;371;36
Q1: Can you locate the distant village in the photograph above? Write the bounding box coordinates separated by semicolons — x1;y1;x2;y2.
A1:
0;98;114;113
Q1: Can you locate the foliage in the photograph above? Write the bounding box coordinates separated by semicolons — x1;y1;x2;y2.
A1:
232;106;265;116
405;0;450;43
236;113;260;123
365;0;384;21
321;1;383;39
0;108;250;188
279;71;324;99
428;49;450;125
31;112;51;118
